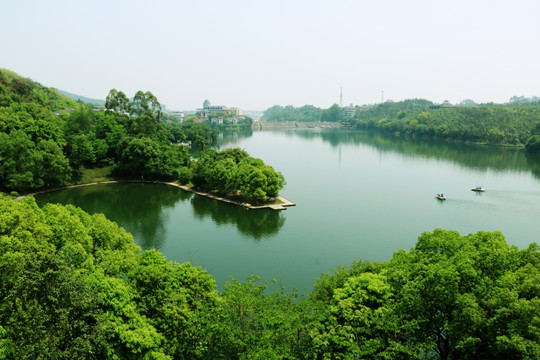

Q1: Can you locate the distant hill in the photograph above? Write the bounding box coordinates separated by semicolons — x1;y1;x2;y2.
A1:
0;68;78;111
56;88;105;105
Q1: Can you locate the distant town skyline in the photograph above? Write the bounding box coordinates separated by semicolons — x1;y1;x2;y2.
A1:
1;0;539;111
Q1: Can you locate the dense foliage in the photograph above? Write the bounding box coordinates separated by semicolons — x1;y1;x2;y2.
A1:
0;69;77;190
1;195;539;359
0;70;284;202
191;148;286;202
353;99;540;146
262;105;323;122
261;99;540;149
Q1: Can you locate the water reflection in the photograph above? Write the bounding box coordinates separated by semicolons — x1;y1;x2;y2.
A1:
274;129;534;175
190;195;285;240
215;129;254;150
526;154;540;180
35;183;193;250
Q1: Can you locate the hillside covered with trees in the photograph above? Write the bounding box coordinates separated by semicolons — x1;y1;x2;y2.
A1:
0;69;284;202
1;195;539;359
261;99;540;150
353;99;540;147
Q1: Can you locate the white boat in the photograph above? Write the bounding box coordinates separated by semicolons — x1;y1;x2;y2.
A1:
436;193;446;200
471;185;485;192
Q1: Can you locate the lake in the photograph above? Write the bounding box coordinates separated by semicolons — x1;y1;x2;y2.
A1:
35;129;540;292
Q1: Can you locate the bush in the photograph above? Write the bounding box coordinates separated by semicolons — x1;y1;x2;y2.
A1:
177;166;192;184
526;135;540;153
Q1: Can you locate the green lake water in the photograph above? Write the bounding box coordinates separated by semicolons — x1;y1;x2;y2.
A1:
35;129;540;292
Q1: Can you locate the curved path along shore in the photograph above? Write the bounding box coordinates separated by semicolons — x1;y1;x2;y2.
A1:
14;180;296;211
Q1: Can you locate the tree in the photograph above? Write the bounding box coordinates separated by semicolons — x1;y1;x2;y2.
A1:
69;134;96;167
219;276;311;359
526;135;540;153
384;229;540;359
128;250;223;359
310;273;412;359
208;158;238;194
181;122;214;147
1;252;106;359
129;90;162;121
0;130;71;191
105;88;129;114
321;103;342;122
311;229;540;359
115;137;190;180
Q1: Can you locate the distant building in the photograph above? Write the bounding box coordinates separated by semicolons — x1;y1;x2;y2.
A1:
209;115;247;125
440;100;454;108
230;107;242;116
168;110;185;122
342;104;356;118
197;99;232;119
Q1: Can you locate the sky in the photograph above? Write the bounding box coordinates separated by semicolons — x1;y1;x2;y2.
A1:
1;0;539;111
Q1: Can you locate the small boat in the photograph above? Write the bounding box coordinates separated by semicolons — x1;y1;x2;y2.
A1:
436;192;446;200
471;185;485;192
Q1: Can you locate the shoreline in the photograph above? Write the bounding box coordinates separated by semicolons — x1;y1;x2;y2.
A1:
14;180;296;211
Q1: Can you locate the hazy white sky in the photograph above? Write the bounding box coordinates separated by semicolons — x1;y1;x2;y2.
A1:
1;0;539;111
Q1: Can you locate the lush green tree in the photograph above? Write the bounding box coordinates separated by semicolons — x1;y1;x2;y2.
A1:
321;103;342;122
310;273;414;359
69;134;97;167
129;91;162;121
236;157;285;202
181;122;215;148
217;148;249;164
191;149;285;202
310;229;540;359
105;88;129;114
191;149;217;190
1;252;106;359
353;99;540;145
525;135;540;153
208;157;238;194
128;250;223;359
63;107;96;137
95;113;127;160
0;130;70;190
115;136;190;180
165;123;186;143
262;104;322;122
37;139;72;186
385;229;540;359
0;196;153;359
219;276;312;359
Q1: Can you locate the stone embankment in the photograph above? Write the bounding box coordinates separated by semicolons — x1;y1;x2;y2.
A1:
252;121;342;130
15;180;296;211
169;183;295;211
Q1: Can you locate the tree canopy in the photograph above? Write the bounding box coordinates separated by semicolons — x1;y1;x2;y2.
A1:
191;148;285;202
0;71;223;193
261;98;540;148
1;194;539;359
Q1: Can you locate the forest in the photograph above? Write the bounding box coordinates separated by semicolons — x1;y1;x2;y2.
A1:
0;69;282;203
261;99;540;151
1;69;540;359
1;195;539;359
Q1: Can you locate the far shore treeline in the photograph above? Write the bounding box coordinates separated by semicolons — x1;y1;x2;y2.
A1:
262;99;540;152
1;69;540;359
0;69;281;202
